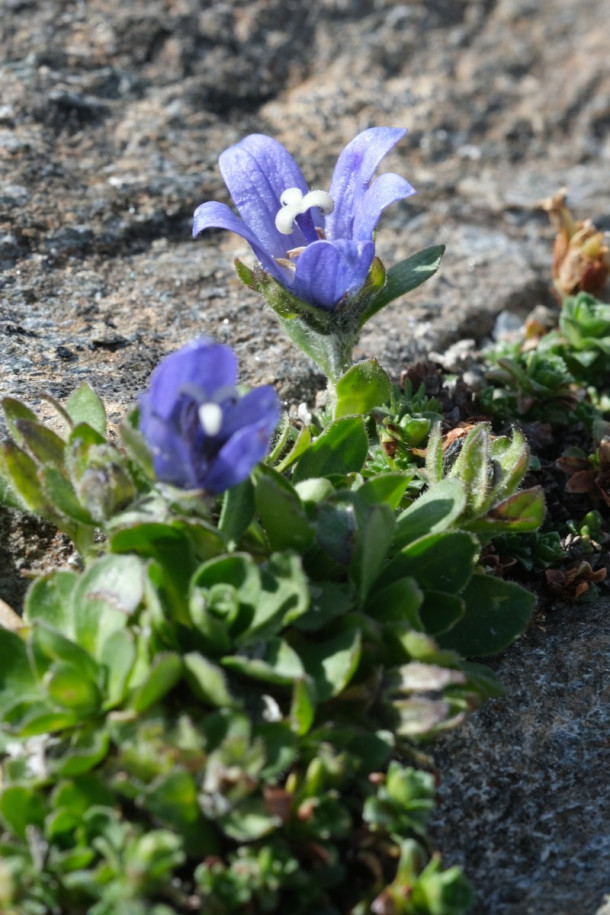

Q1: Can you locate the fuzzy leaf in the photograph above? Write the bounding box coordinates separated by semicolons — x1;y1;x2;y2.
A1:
357;245;445;327
66;383;107;437
293;416;369;483
334;359;392;418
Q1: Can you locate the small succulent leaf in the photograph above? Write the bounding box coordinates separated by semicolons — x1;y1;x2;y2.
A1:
45;662;102;714
219;476;255;544
298;627;362;701
334;359;392;418
0;440;49;511
239;552;309;643
50;726;111;776
394;478;466;549
293;415;369;483
357;245;445;327
418;591;465;636
7;704;81;737
1;397;39;445
275;424;312;473
70;554;144;658
183;652;237;708
0;785;46;840
458;661;506;700
100;629;137;709
254;467;315;552
437;574;535;657
127;653;183;713
357;472;412;509
0;462;25;510
382;531;478;597
65;383;107;437
466;486;545;534
222;638;304;686
424;420;444;485
24;570;79;633
290;676;317;735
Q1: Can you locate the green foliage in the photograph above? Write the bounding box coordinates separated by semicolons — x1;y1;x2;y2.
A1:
0;359;549;914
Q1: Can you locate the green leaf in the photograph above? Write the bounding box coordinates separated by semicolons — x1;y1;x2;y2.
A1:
219;477;255;544
239;552;309;642
380;531;478;595
334;359;392;418
218;797;280;842
24;570;79;633
127;653;183;713
448;423;490;513
192;553;261;637
119;413;155;478
65;383;107;437
438;574;536;657
100;629;137;709
394;478;466;548
467;487;545;534
293;416;369;483
41;466;94;524
0;785;46;840
222;638;304;686
51;726;111;776
298;628;362;701
367;577;423;626
14;419;66;469
357;245;445;327
45;662;102;714
70;554;144;658
31;622;101;684
183;652;236;708
275;424;312;473
349;501;396;602
0;628;39;714
0;440;48;511
290;677;317;735
357;472;412;509
418;591;465;636
254;467;315;552
1;396;39;445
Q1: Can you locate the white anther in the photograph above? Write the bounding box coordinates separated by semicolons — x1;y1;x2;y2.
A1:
198;402;223;436
275;186;335;235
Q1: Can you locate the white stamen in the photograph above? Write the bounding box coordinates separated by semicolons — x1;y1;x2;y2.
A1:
275;186;335;235
198;402;223;436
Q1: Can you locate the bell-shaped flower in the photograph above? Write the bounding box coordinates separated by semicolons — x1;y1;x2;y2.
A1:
193;128;415;312
139;337;280;493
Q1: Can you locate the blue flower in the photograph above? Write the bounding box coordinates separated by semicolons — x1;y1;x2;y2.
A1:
193;128;415;312
139;337;280;493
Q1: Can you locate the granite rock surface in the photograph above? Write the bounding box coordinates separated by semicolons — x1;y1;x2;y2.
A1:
1;1;610;912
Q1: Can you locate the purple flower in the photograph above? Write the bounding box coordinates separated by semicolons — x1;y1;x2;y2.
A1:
139;338;280;493
193;128;415;312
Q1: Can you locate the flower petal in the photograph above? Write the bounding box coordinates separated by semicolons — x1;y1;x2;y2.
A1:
205;414;278;492
145;337;237;422
193;201;283;280
293;239;375;310
221;386;280;440
326;127;407;240
351;172;416;240
219;134;310;256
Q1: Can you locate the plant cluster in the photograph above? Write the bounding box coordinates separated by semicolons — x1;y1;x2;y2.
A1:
0;130;606;914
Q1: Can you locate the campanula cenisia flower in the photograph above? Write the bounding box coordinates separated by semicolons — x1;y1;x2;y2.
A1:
193;128;415;311
139;338;280;493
